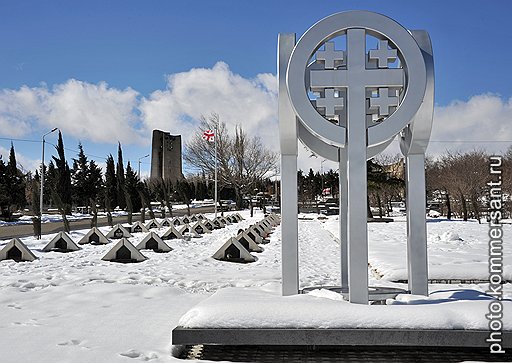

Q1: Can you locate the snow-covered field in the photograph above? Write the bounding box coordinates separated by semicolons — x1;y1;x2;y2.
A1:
0;211;510;362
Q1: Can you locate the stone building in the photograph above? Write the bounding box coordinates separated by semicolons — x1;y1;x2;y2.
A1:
150;130;183;183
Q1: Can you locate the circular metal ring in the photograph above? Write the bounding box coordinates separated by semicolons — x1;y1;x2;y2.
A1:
286;10;426;148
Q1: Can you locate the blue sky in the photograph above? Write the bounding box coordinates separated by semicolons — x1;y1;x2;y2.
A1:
0;0;511;174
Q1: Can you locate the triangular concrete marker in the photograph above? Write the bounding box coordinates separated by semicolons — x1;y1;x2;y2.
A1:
236;232;263;253
145;219;161;230
196;214;205;220
226;215;237;223
190;215;198;222
258;221;272;234
191;221;210;235
78;227;110;245
212;218;225;229
106;224;133;239
246;227;264;244
235;213;244;221
181;216;191;224
172;217;182;227
42;232;80;252
212;237;256;263
136;232;172;253
202;219;214;231
179;224;200;238
102;238;147;263
0;238;37;262
220;217;231;225
253;223;269;238
130;221;149;234
160;218;172;227
161;225;183;240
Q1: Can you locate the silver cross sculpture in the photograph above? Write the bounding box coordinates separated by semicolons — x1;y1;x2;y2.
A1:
279;11;434;304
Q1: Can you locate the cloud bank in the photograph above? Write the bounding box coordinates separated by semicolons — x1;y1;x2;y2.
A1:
0;62;510;173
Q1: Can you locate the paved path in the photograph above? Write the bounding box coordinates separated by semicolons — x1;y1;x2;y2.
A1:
0;205;218;240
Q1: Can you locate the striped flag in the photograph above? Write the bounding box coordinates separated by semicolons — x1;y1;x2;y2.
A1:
202;129;215;142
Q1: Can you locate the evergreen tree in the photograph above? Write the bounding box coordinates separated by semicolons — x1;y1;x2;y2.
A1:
104;154;117;209
71;143;104;210
51;131;72;214
124;161;142;220
0;156;9;218
7;144;26;210
116;142;126;209
71;143;90;207
88;160;103;203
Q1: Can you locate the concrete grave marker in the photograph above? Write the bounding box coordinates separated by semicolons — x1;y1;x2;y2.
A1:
0;238;37;262
145;219;161;230
136;232;172;253
102;238;147;263
78;227;109;245
161;218;172;227
179;224;200;238
161;225;183;240
42;232;80;252
131;221;149;234
106;224;133;239
212;237;256;263
236;231;264;253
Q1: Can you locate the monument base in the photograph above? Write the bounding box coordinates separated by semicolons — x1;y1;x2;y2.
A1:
172;327;511;348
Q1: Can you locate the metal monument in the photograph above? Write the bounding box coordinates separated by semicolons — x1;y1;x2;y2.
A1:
278;11;434;304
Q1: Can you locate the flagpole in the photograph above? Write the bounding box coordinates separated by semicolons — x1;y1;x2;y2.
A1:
214;123;218;219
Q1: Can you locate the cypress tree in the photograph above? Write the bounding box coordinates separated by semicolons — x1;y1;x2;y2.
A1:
116;142;126;209
51;132;72;214
71;143;90;207
105;154;117;209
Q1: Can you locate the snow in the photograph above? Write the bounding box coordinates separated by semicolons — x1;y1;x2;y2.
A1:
321;216;512;281
178;287;512;330
0;211;511;362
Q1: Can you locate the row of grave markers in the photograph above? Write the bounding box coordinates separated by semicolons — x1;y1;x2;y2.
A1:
213;213;281;263
0;213;245;264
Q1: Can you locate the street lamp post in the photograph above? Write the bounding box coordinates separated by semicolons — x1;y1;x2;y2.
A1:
39;127;58;239
138;154;150;178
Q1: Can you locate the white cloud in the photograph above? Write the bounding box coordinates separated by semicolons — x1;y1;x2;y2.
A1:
0;80;143;144
0;64;510;174
139;62;278;147
428;94;512;156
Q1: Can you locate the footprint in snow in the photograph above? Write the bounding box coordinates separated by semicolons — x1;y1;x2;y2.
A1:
7;303;21;309
57;339;90;349
12;319;41;327
119;349;158;360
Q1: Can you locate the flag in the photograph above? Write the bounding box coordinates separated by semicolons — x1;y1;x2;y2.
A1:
202;129;215;142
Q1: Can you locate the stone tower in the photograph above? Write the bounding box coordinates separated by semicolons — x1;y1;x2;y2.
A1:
150;130;183;183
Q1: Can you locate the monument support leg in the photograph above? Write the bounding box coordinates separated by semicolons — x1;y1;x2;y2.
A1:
406;153;428;295
346;29;369;304
339;149;348;289
278;33;299;296
281;154;299;295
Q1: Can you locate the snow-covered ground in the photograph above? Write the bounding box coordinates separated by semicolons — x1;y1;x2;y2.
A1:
0;211;510;362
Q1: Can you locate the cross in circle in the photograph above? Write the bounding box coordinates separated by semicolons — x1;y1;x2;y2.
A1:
368;40;397;69
309;29;404;125
316;41;344;69
315;88;344;118
369;87;399;116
